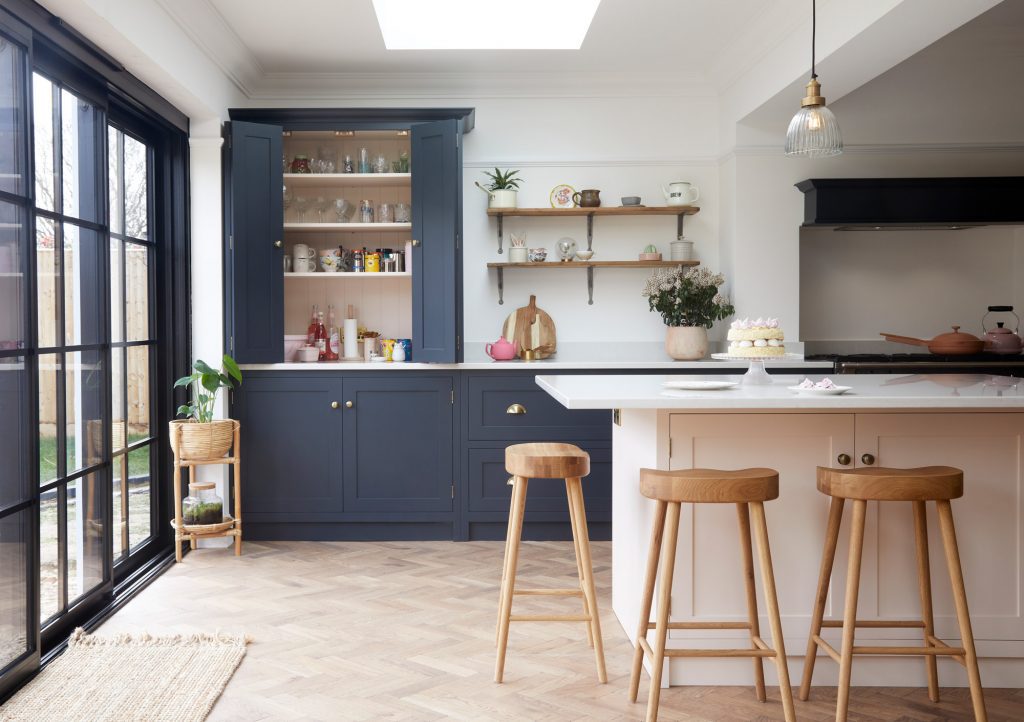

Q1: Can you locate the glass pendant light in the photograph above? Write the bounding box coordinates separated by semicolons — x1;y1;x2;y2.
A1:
785;0;842;157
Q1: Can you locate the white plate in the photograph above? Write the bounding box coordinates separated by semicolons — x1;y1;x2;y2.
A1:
549;183;576;208
786;385;852;396
710;352;804;362
662;380;738;391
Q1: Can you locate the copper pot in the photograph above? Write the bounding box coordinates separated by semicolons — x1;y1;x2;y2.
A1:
880;326;985;355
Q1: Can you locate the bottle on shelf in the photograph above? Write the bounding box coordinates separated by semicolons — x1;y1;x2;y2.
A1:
306;304;319;347
324;305;340;361
316;311;328;361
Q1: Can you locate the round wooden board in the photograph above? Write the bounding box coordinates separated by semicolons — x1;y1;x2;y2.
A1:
501;294;556;359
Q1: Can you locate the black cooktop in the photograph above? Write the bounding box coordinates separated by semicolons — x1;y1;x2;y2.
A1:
806;352;1024;364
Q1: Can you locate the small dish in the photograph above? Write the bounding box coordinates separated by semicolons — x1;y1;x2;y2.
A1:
528;248;548;262
550;184;576;209
621;196;641;206
575;250;594;261
639;252;662;261
787;385;852;396
662;380;738;391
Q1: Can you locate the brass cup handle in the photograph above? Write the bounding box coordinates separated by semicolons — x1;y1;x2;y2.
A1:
861;453;876;465
837;453;851;466
331;401;339;409
506;403;527;415
411;239;421;247
274;240;283;249
345;400;354;409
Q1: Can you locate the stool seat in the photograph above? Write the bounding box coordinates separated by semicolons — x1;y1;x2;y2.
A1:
506;442;590;479
640;467;779;503
816;466;963;501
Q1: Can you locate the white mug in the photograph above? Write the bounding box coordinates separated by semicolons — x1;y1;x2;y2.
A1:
292;244;316;273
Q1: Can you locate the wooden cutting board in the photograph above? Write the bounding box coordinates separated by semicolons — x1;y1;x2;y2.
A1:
502;295;556;359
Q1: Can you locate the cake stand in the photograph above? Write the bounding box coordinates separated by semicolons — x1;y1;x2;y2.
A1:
710;352;804;385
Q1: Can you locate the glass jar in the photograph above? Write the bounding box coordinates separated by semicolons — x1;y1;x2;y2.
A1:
182;482;224;526
290;155;312;174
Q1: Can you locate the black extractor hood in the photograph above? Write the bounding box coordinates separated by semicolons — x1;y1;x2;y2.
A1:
796;177;1024;229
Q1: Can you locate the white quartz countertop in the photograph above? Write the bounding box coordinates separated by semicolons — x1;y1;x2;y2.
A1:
536;373;1024;410
241;342;833;371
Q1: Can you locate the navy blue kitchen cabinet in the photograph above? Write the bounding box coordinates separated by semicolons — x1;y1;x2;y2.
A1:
341;376;454;513
225;120;284;363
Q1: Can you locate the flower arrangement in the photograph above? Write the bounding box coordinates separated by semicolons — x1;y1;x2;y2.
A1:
642;266;735;328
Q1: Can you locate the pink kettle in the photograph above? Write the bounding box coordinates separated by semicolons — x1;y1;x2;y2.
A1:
485;337;519;361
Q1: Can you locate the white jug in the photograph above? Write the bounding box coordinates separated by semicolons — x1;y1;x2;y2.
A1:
662;181;700;207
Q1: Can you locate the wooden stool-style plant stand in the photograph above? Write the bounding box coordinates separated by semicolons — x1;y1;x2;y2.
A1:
169;419;242;562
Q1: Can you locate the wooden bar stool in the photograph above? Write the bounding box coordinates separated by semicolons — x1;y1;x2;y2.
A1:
494;442;607;684
800;466;987;722
629;468;796;722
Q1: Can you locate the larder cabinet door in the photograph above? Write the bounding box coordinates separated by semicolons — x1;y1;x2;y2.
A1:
226;120;284;363
854;413;1024;643
411;119;460;362
342;377;454;512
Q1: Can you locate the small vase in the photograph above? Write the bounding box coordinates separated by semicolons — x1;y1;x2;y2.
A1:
665;326;708;360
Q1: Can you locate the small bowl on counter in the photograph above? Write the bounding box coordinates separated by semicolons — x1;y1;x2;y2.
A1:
296;346;319;362
575;250;594;261
528;248;548;262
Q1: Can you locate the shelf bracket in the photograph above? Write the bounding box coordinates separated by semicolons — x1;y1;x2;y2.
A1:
497;214;504;254
586;213;594;251
587;265;594;305
497;267;504;304
676;213;685;240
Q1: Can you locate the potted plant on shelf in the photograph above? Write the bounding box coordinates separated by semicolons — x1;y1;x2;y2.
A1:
643;266;735;360
170;355;243;461
475;168;521;209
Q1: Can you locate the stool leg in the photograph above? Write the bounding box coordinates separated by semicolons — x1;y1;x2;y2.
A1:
630;499;668;703
736;502;766;703
646;501;680;722
568;477;607;684
751;501;796;722
495;476;528;683
566;478;594;648
936;500;988;722
836;499;867;722
912;500;940;703
495;478;518;646
799;496;845;701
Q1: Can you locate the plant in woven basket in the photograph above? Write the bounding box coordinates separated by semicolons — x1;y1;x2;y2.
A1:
174;356;242;423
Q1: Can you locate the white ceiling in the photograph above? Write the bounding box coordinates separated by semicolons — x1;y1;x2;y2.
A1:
201;0;804;80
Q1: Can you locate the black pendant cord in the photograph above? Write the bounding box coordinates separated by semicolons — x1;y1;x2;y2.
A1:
811;0;818;79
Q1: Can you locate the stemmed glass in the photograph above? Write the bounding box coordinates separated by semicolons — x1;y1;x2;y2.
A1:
334;198;354;223
315;196;331;223
283;188;293;220
293;196;310;222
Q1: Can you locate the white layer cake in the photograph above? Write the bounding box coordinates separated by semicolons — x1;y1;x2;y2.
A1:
727;317;785;357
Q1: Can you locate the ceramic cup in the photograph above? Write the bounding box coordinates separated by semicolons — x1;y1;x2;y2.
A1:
671;240;694;261
397;339;411;362
293;244;316;272
621;196;641;206
528;248;547;262
319;248;341;272
509;247;528;263
380;338;396;361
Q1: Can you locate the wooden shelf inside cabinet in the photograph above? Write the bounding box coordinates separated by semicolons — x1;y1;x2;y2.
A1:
486;205;700;253
284;172;410;188
284;271;411;278
487;259;700;305
284;222;411;233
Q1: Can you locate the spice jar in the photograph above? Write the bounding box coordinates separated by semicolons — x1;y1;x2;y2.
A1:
182;482;223;526
290;155;312;174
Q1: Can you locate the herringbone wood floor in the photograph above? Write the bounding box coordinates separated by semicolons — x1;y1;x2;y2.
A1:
99;541;1023;721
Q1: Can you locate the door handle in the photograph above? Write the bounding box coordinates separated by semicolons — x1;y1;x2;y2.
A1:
274;240;283;249
411;239;421;247
345;400;354;409
861;453;876;465
506;403;527;415
330;401;339;409
837;453;851;466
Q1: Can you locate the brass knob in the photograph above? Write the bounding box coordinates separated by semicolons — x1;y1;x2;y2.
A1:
411;239;421;247
506;403;527;415
274;240;283;249
837;453;851;466
330;401;339;409
345;400;354;409
861;453;876;466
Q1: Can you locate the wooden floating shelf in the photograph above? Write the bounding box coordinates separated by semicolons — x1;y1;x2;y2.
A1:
284;172;410;187
284;222;411;233
486;205;699;217
488;260;701;305
285;271;410;278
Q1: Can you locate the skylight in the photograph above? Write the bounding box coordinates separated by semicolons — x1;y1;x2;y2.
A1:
372;0;601;50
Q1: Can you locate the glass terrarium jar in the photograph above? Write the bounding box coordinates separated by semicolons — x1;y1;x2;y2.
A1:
182;482;224;526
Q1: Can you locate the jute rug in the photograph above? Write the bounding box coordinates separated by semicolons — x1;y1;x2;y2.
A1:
0;628;249;722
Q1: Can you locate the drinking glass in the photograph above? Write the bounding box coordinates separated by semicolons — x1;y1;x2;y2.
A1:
358;148;370;174
377;203;393;224
283;188;294;220
315;196;331;223
334;198;354;222
393;202;411;223
293;196;310;222
374;154;388;174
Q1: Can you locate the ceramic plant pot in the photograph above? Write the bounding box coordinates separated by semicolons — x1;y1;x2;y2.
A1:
488;189;518;209
665;326;708;361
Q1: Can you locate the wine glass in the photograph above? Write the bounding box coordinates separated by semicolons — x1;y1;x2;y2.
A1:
315;196;331;223
293;196;310;222
334;198;354;223
283;188;293;220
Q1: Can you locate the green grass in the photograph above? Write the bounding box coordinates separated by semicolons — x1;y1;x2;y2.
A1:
39;433;152;483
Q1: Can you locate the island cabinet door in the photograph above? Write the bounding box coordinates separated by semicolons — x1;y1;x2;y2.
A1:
234;376;345;519
854;413;1024;643
341;377;454;513
225;120;284;363
667;413;855;642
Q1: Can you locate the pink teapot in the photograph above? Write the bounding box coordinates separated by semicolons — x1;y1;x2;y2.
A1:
485;337;519;361
982;306;1023;355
